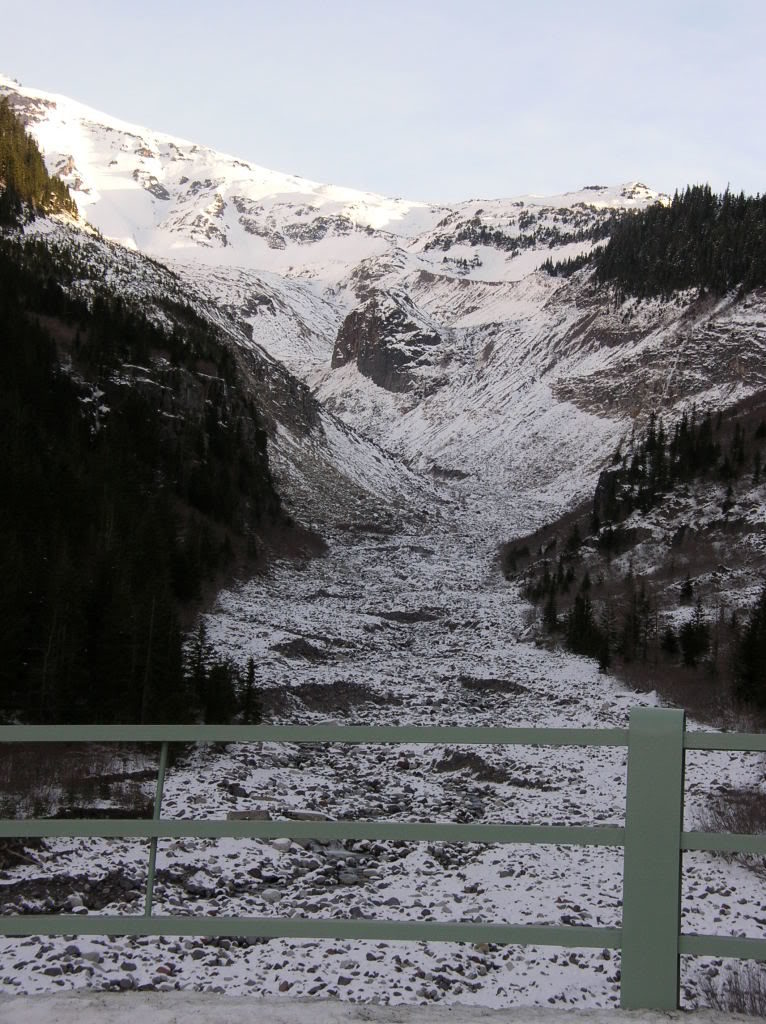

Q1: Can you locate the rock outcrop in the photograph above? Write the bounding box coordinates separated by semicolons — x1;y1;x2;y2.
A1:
331;290;442;392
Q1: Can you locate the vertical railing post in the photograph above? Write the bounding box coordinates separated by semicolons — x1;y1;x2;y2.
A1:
620;707;686;1010
144;740;169;917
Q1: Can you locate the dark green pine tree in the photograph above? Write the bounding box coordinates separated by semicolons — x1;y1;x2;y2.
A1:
0;223;283;724
679;599;709;668
734;582;766;707
595;184;766;298
543;588;558;632
660;625;679;656
565;590;602;659
240;656;262;724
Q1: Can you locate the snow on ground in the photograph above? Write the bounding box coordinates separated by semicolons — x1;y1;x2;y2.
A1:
0;993;756;1024
1;74;666;294
0;504;763;1010
0;74;764;1017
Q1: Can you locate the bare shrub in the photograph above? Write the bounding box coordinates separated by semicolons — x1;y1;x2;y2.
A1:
619;658;726;726
699;962;766;1016
0;743;156;818
700;788;766;835
697;787;766;878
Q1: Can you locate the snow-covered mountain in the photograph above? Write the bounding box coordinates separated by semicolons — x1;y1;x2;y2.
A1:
0;74;659;284
4;71;766;537
3;76;766;1015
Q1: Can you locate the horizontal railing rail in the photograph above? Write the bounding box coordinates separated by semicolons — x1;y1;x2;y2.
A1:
0;724;630;745
0;819;625;845
0;709;764;1010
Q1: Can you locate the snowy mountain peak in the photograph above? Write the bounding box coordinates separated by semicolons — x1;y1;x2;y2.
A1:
0;75;667;289
7;73;754;540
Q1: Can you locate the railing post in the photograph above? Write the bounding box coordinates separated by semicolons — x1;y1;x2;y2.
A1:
144;740;169;917
620;707;686;1010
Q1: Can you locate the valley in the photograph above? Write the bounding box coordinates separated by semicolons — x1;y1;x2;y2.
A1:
0;74;765;1013
1;496;764;1008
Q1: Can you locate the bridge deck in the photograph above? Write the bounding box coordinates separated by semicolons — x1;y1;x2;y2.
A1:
0;994;749;1024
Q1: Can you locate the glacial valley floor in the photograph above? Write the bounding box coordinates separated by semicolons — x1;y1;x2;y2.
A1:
1;502;764;1010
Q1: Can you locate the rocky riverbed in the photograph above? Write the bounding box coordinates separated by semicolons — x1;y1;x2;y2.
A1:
1;507;764;1009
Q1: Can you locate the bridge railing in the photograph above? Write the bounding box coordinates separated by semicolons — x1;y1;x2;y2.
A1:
0;708;764;1010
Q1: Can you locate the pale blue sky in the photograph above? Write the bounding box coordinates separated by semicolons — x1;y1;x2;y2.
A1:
3;0;764;201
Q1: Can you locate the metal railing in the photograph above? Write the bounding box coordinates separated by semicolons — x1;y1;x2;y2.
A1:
0;707;764;1010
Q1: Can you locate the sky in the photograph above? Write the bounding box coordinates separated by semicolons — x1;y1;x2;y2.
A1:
1;0;764;202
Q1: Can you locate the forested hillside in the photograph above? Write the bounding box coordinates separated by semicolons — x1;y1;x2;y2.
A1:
543;185;766;298
0;96;76;221
596;185;766;297
503;402;766;718
0;229;284;724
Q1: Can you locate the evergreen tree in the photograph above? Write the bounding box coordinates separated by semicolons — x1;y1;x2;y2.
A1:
734;581;766;707
722;481;735;513
660;625;679;656
543;588;558;632
565;591;603;659
203;659;238;724
594;184;766;298
679;600;709;668
597;602;616;673
0;224;283;724
240;656;262;724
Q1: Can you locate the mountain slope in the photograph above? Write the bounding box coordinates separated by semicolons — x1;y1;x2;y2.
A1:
1;76;766;1014
3;73;766;541
0;93;449;724
501;394;766;721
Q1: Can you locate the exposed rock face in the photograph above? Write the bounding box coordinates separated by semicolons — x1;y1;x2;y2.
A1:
331;291;442;392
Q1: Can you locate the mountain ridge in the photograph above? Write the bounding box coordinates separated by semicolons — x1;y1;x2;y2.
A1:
0;73;665;284
3;73;765;545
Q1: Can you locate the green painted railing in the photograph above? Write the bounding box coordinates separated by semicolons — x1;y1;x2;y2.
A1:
0;708;765;1010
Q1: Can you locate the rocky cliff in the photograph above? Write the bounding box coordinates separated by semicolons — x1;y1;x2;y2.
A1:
331;290;443;393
